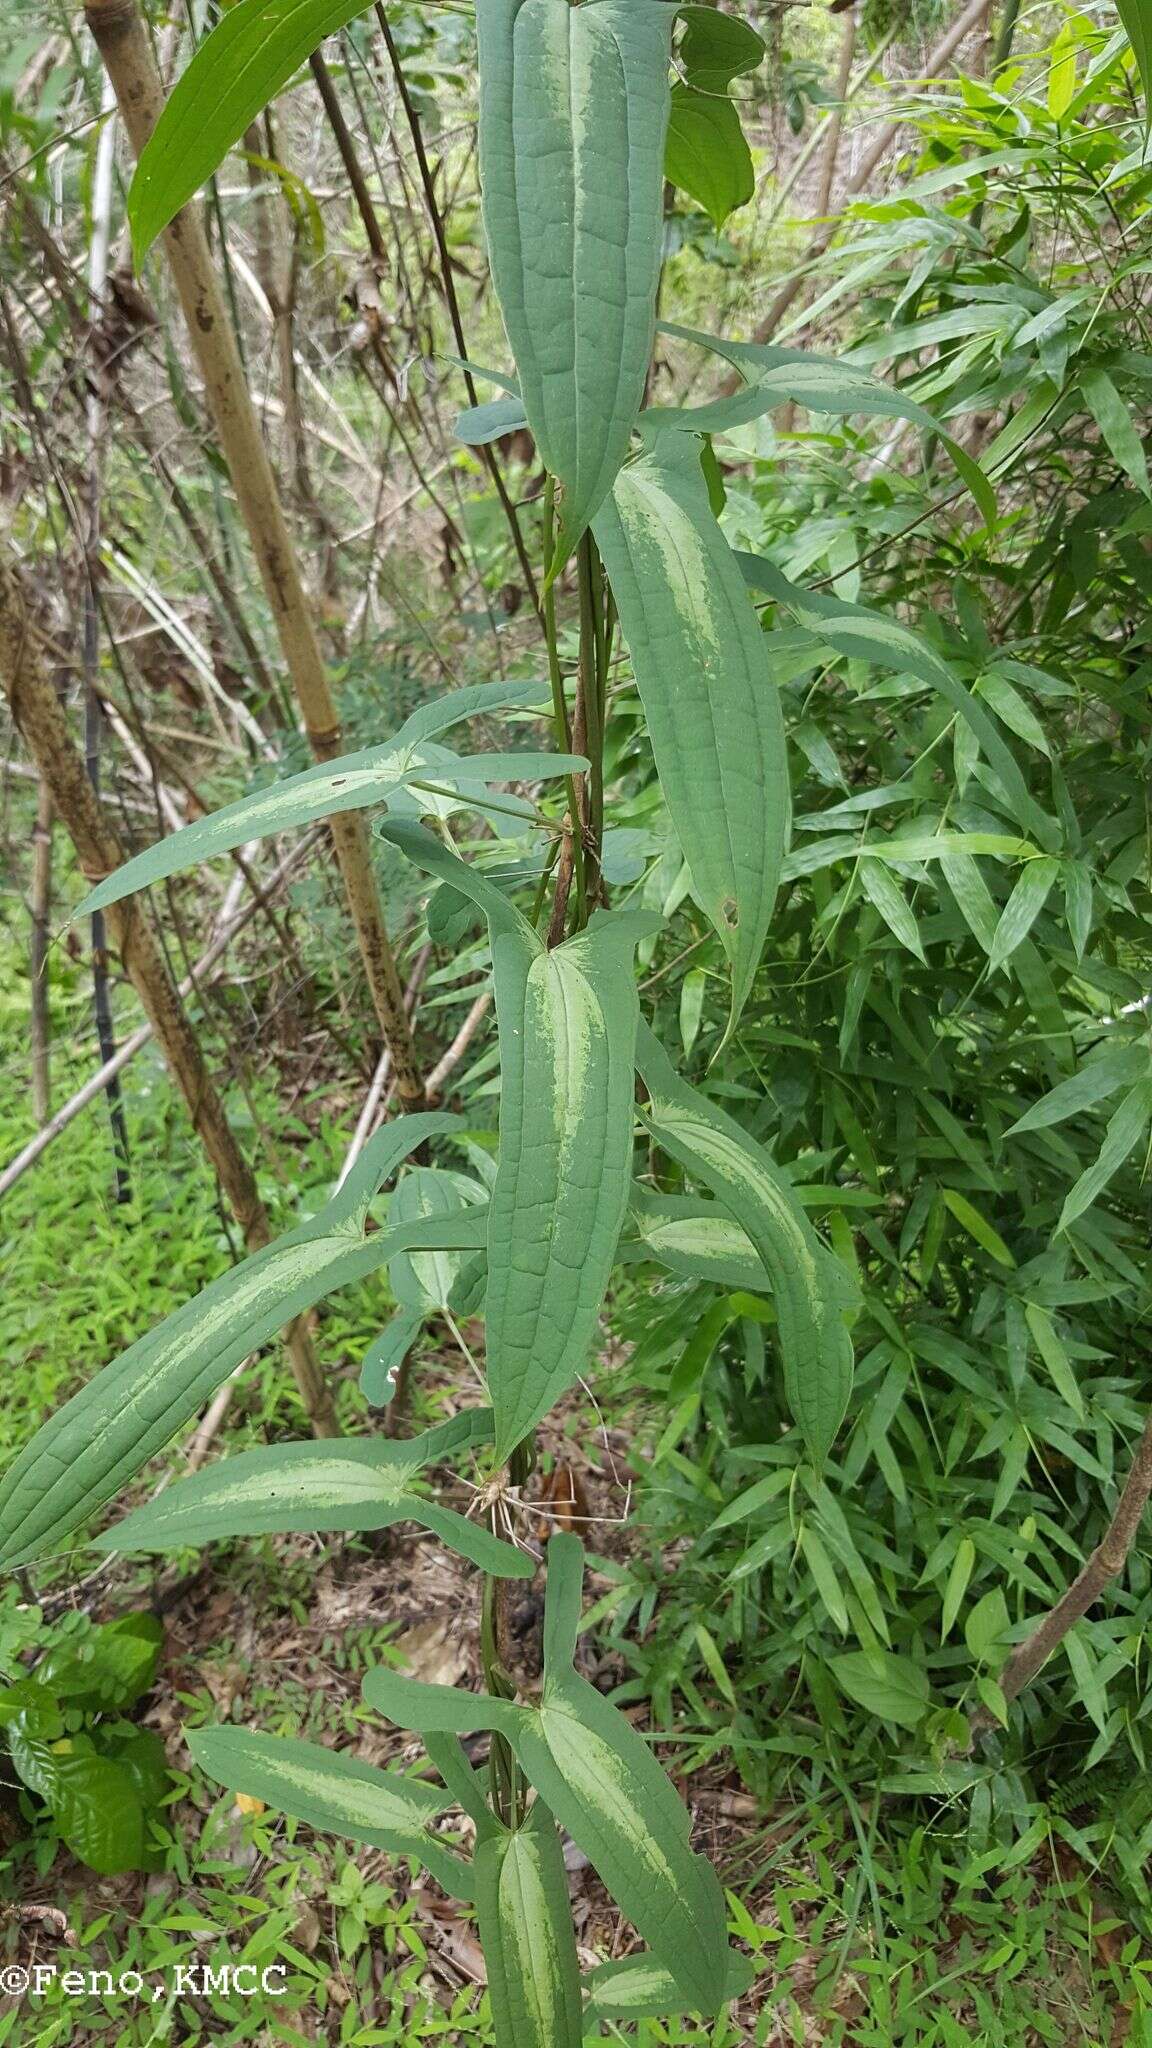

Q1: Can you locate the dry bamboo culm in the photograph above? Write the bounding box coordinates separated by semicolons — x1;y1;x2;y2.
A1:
0;560;340;1438
84;0;425;1108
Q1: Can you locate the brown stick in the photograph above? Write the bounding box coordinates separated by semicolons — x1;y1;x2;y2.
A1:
969;1411;1152;1736
29;780;53;1124
717;0;991;387
815;4;858;221
0;560;339;1437
84;0;425;1108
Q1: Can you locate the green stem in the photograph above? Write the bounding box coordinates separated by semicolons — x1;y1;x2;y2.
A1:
576;530;605;906
542;480;587;940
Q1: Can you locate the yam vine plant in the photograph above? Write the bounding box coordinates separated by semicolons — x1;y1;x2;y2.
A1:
4;0;1152;2037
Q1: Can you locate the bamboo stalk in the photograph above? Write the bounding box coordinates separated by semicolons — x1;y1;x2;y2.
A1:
0;560;339;1437
84;0;425;1108
83;77;132;1202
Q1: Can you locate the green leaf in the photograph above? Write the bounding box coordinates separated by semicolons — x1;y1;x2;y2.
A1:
1081;367;1150;495
0;1114;482;1569
737;552;1050;846
92;1413;532;1576
360;1310;424;1406
940;1190;1015;1268
1059;1078;1152;1232
389;1167;488;1314
657;323;996;525
378;821;653;1460
475;1803;584;2048
188;1726;473;1898
636;1026;857;1465
830;1651;930;1731
51;1753;146;1875
594;437;791;1035
665;90;753;229
1048;20;1079;118
365;1534;728;2014
627;1191;769;1294
964;1587;1009;1665
987;857;1060;970
582;1947;756;2022
1116;0;1152;114
476;0;673;560
519;1536;727;2016
1006;1044;1149;1135
77;678;582;919
128;0;376;261
857;860;926;962
455;394;530;446
941;1538;976;1641
1024;1303;1084;1417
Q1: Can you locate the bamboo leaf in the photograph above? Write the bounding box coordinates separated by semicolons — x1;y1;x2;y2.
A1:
857;860;926;962
128;0;376;261
1058;1079;1152;1232
656;323;996;524
636;1025;857;1465
188;1726;473;1898
1007;1044;1149;1136
476;0;673;560
1081;367;1150;494
1116;0;1152;114
92;1415;533;1577
378;821;653;1459
940;1189;1015;1268
736;552;1053;849
1024;1303;1084;1417
475;1803;584;2048
987;857;1060;970
78;675;583;918
594;436;791;1034
0;1115;479;1569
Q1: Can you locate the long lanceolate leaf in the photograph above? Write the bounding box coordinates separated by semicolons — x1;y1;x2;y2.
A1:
363;1536;732;2016
77;680;582;920
93;1413;532;1578
0;1115;481;1570
474;1802;584;2048
188;1726;474;1900
476;0;673;561
636;1025;857;1465
378;821;654;1459
654;322;996;525
128;0;375;260
594;436;791;1036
